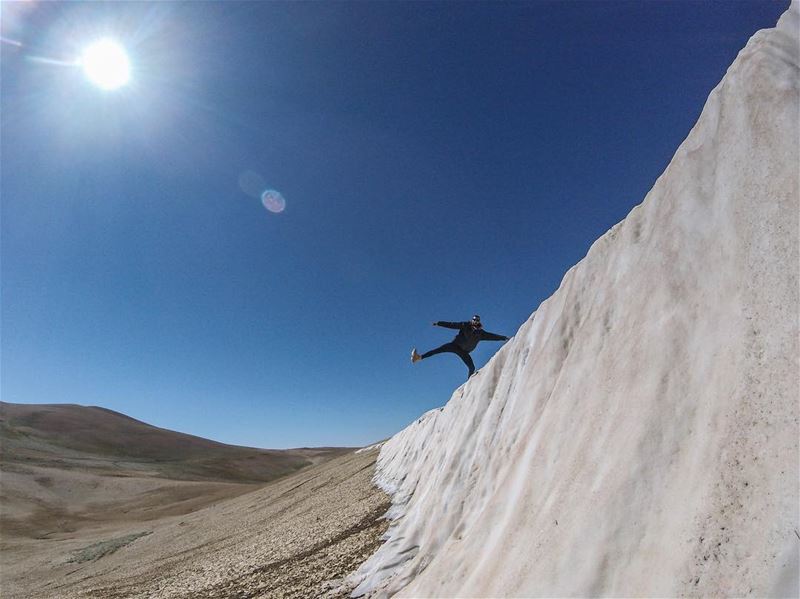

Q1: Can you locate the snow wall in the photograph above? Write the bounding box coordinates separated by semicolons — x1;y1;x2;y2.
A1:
352;4;799;597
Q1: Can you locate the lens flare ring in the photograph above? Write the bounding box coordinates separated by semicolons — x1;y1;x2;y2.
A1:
261;189;286;213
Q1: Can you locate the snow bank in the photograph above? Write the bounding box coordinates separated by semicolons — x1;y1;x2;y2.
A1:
352;3;799;597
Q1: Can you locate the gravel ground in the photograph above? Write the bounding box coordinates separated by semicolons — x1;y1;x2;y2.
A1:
4;448;390;599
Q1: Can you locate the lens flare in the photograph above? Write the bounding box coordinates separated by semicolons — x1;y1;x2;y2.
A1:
261;190;286;213
238;170;266;199
0;36;23;48
81;39;130;90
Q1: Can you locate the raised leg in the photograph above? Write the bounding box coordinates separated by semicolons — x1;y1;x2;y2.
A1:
421;343;475;377
420;342;459;360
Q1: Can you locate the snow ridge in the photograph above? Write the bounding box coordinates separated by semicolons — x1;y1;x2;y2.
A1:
352;3;799;597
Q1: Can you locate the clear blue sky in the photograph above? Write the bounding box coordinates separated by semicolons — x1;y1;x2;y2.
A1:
1;1;788;448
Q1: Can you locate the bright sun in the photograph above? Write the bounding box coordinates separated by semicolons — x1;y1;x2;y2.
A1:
81;39;130;90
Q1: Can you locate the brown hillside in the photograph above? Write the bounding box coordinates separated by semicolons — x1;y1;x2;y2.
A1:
0;402;351;539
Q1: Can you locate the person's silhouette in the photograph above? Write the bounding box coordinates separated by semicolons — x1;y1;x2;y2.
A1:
411;315;508;378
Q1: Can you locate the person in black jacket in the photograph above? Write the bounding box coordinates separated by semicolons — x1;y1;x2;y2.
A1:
411;314;509;378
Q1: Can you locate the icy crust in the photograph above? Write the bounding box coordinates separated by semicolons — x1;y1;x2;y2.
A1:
351;3;799;598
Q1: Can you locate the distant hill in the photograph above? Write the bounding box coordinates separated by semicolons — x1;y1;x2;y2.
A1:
0;401;346;483
0;401;352;538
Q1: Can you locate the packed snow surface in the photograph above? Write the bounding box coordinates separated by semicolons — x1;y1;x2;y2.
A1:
352;3;799;597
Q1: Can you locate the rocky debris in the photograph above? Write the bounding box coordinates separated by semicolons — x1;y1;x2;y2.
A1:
3;449;390;599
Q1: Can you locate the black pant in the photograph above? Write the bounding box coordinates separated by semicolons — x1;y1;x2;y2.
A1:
421;342;475;376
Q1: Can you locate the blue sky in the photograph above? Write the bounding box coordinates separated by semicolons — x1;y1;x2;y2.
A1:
1;1;788;448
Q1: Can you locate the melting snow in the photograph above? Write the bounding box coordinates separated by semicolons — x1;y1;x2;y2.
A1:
352;3;800;597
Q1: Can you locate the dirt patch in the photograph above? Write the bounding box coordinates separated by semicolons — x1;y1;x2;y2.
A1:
68;532;152;563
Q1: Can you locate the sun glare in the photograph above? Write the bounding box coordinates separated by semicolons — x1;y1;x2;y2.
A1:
81;39;130;90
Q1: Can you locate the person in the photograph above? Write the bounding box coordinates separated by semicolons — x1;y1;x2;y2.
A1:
411;314;509;378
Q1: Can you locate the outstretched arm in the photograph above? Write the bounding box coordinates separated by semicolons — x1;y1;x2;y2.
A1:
434;321;467;329
480;330;509;341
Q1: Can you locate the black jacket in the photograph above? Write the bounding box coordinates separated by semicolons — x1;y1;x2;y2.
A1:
435;321;508;352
